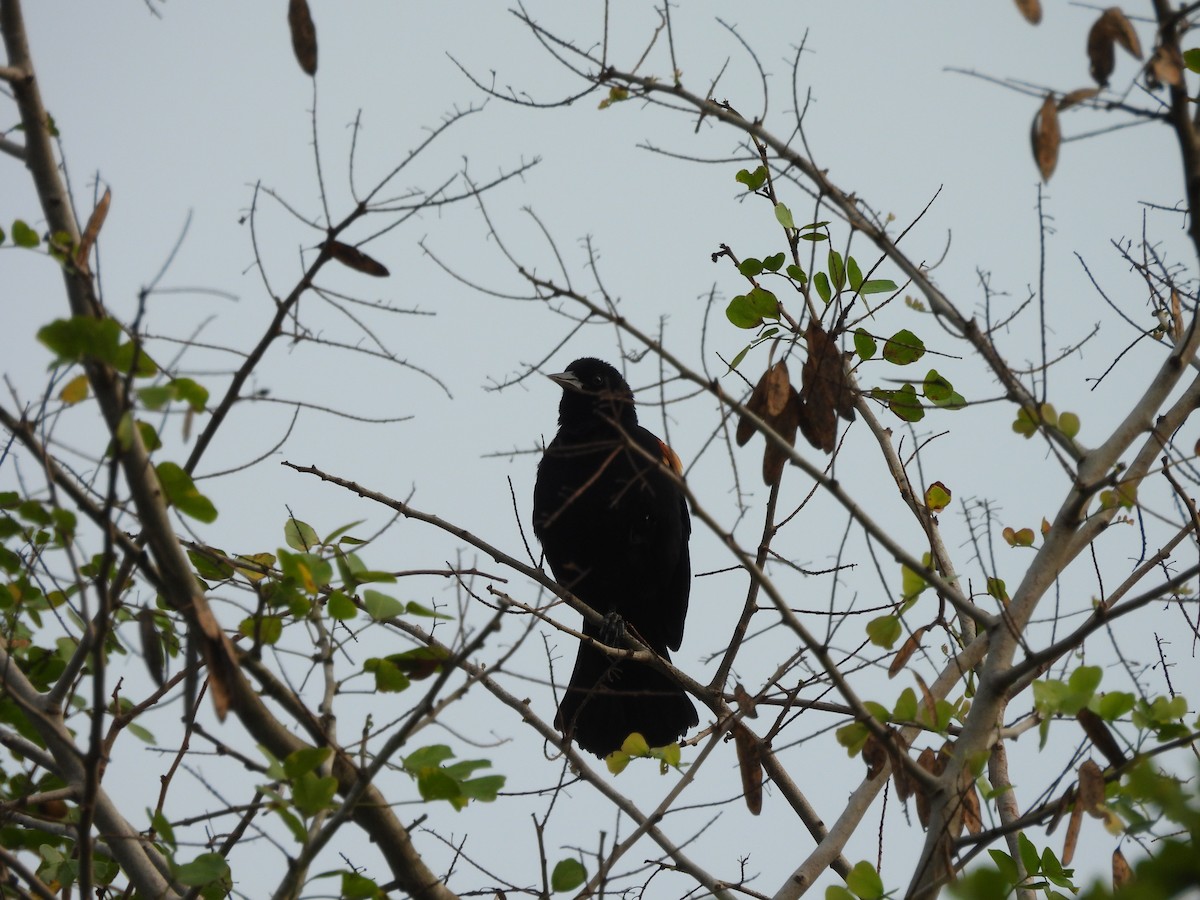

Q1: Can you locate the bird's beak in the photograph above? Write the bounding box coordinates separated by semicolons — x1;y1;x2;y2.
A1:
547;371;584;392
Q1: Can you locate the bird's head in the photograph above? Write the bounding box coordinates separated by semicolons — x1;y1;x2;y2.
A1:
549;357;638;428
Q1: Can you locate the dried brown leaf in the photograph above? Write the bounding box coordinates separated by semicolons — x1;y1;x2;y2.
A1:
76;187;112;275
288;0;318;76
1014;0;1042;24
324;240;390;277
914;747;938;828
1077;707;1127;768
886;730;914;801
888;626;925;678
891;757;914;802
1057;87;1101;111
1062;793;1084;864
1104;7;1142;60
1032;94;1061;182
1088;8;1141;86
1148;44;1184;89
137;608;164;688
961;779;982;835
733;682;759;718
732;721;763;816
913;671;937;726
761;389;800;485
1078;758;1106;817
764;361;791;417
737;368;773;446
1087;13;1117;85
799;320;849;453
862;735;888;780
1112;848;1133;889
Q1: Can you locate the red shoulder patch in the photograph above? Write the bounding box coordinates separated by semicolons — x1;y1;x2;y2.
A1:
658;439;684;476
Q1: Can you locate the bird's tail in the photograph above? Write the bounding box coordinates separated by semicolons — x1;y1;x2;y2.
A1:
555;643;698;758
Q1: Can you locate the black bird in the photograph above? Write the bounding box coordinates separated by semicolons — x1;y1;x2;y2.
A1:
533;357;698;757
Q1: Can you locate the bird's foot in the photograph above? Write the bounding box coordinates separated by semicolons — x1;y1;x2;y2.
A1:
599;611;626;646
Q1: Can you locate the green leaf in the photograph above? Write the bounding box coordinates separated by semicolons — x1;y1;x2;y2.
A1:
12;219;40;248
238;614;283;645
853;329;877;361
187;548;234;581
1184;48;1200;73
174;853;231;889
799;231;828;242
605;749;631;774
738;257;764;277
835;721;869;756
735;166;768;191
293;771;338;816
846;861;884;900
112;340;158;377
341;872;384;900
1012;407;1038;438
363;657;412;693
814;271;832;304
901;561;928;601
326;590;358;620
826;888;857;900
884;384;924;422
729;343;753;371
893;688;918;722
866;615;901;649
1094;691;1135;721
277;549;332;596
597;85;629;109
284;746;331;779
988;849;1019;885
763;252;786;272
1018;833;1041;877
284;518;319;551
459;774;505;802
405;600;451;619
551;858;588;892
127;721;156;743
861;279;898;295
726;295;763;329
621;732;651;756
986;577;1008;602
155;462;217;523
404;744;455;770
925;482;952;512
882;329;925;365
847;256;864;292
775;203;795;230
1068;665;1103;700
1058;411;1080;439
747;286;778;319
417;768;461;803
923;369;953;404
363;589;405;620
37;316;122;367
60;373;89;405
828;251;846;291
785;263;807;283
0;223;5;244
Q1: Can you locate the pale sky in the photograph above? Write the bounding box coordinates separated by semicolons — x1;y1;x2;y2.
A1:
4;2;1196;897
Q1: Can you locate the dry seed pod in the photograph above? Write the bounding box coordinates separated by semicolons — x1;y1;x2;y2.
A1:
1032;94;1060;181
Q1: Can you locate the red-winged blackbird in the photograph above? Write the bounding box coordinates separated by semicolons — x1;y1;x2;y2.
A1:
533;357;698;757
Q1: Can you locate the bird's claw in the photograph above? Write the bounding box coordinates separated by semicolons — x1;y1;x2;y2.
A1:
599;611;626;646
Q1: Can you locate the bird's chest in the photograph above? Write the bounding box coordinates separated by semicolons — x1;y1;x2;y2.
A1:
535;439;656;529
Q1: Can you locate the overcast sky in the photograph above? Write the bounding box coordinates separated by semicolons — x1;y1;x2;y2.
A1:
4;2;1196;896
